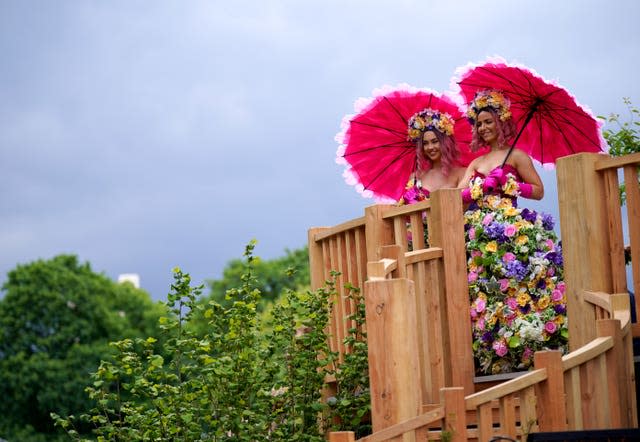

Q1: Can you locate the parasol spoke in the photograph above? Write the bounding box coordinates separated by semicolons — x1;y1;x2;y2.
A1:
343;140;413;157
362;147;416;191
350;119;408;137
536;106;602;148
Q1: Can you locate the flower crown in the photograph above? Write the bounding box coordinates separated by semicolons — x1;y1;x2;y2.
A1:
467;90;512;124
407;108;455;141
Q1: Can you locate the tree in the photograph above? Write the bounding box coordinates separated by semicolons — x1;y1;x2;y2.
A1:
205;244;310;309
0;255;164;441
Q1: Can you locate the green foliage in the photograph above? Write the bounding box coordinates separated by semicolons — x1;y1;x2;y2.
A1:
325;284;371;438
599;97;640;204
205;246;310;309
0;254;164;440
54;241;344;441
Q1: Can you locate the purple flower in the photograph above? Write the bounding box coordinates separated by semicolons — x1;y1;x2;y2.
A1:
545;251;563;266
541;213;555;230
554;304;567;315
504;260;528;281
521;208;537;222
485;221;505;241
481;331;494;343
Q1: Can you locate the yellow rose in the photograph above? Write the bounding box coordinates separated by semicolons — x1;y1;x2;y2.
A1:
504;207;519;216
516;235;528;245
537;295;550;310
485;241;498;253
517;291;530;307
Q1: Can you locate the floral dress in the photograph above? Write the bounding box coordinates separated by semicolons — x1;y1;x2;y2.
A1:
464;165;568;375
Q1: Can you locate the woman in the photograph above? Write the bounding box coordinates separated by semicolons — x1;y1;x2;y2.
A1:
399;108;465;205
458;90;568;375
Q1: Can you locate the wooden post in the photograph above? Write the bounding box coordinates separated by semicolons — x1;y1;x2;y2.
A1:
364;278;422;436
328;431;356;442
428;188;474;394
533;350;567;432
365;204;394;263
441;387;466;442
308;227;329;291
596;319;624;428
557;153;613;350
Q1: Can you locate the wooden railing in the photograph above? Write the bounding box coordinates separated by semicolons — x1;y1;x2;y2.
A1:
328;290;634;442
557;152;640;346
309;152;639;441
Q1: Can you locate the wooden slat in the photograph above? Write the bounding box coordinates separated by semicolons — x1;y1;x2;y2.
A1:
412;260;432;403
561;337;613;370
356;407;444;442
477;402;494;442
602;168;627;292
519;386;539;436
404;247;443;264
314;216;366;241
364;278;422;433
593;151;640;170
381;199;431;218
499;394;517;439
566;367;583;429
597;319;624;427
409;211;425;250
329;431;356;442
466;369;547;409
623;164;640;318
533;351;567;432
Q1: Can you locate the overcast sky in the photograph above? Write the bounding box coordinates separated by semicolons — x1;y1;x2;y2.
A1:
1;1;638;301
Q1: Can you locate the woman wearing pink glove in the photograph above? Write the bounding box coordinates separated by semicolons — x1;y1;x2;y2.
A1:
457;90;568;376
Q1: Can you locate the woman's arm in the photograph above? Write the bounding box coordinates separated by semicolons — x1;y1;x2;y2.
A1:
511;149;544;200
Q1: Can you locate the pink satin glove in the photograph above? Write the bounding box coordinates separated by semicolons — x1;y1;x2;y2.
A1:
487;167;507;185
517;182;533;198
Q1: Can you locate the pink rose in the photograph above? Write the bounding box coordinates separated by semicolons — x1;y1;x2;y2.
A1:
476;317;486;331
544;321;557;334
475;297;486;312
499;279;509;291
545;239;555;251
468;272;478;283
469;227;476;240
471;250;482;258
506;297;518;309
504;224;517;237
551;289;563;302
482;213;494;225
557;282;566;292
502;252;516;263
493;340;508;357
547;267;555;277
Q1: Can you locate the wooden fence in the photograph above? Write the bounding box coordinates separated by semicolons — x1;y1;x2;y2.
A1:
308;152;639;441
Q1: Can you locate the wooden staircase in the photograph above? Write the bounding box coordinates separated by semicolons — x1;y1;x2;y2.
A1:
309;152;640;441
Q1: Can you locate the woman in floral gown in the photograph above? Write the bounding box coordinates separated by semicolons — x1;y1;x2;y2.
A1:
458;90;568;375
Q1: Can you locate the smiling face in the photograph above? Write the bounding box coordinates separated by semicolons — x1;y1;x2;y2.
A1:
422;130;442;163
476;110;498;145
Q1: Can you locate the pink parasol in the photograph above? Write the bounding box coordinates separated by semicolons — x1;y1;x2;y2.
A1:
452;57;606;167
336;84;478;202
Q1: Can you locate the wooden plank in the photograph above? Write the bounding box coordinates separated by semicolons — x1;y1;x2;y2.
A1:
561;337;613;370
597;319;623;428
364;278;422;433
441;388;466;442
519;386;539;436
356;408;444;442
412;260;433;404
329;431;356;442
330;236;345;363
308;227;328;290
466;369;547;409
580;361;597;429
314;216;366;241
365;205;394;263
499;394;517;439
429;189;474;394
381;199;431;218
427;259;447;401
602;168;627;292
393;215;409;253
593;151;640;170
557;153;613;350
477;402;494;442
404;247;443;265
533;351;567;432
409;211;425;250
623;164;640;319
565;367;583;429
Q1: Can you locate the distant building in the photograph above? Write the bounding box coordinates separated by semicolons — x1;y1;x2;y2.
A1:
117;273;140;288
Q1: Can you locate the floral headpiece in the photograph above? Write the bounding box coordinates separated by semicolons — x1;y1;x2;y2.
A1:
467;90;512;124
407;108;455;141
